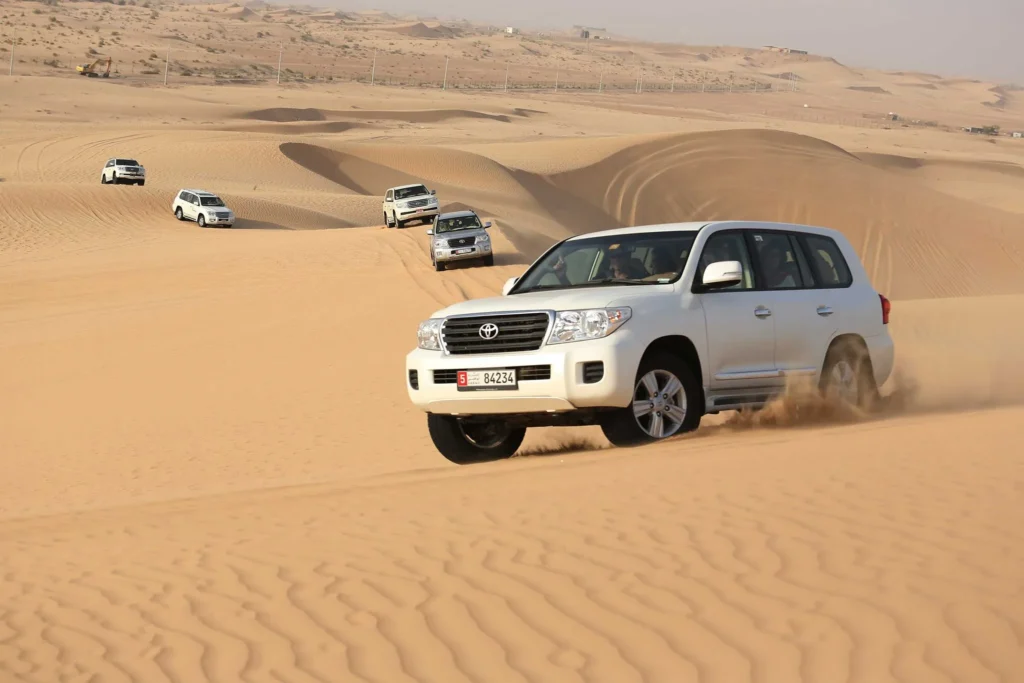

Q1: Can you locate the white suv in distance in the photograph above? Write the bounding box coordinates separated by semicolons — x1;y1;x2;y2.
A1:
172;189;235;228
428;210;494;271
406;220;895;464
383;183;439;228
100;157;146;186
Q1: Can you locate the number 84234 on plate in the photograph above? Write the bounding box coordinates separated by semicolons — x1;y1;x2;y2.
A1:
457;369;517;390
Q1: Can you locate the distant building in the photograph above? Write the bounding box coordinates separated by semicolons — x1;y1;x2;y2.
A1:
1013;131;1023;138
763;45;808;55
504;26;518;36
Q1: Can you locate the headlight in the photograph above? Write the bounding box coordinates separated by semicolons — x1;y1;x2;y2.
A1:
547;307;631;344
417;318;444;350
477;232;490;242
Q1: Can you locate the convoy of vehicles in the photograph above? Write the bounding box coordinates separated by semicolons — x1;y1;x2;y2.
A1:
405;220;894;465
427;210;495;271
93;155;892;468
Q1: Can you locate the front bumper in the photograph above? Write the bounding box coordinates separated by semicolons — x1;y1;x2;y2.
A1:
204;214;235;226
397;205;439;222
405;331;643;415
435;241;492;263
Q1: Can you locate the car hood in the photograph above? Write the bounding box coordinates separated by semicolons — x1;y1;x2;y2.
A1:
200;205;232;212
434;228;487;241
429;285;673;318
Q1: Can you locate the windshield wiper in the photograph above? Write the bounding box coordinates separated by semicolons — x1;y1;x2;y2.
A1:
575;278;650;287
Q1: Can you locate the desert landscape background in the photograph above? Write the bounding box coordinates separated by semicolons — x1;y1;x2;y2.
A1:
2;0;1024;680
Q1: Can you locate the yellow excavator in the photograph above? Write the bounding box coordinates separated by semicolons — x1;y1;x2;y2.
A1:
76;56;111;77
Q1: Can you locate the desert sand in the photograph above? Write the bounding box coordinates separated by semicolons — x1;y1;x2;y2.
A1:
2;2;1024;681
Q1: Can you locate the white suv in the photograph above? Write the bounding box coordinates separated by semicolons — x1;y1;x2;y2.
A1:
406;220;895;464
100;157;146;186
172;189;235;228
383;183;439;228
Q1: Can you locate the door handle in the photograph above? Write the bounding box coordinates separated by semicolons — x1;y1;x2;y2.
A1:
754;306;772;318
816;305;834;317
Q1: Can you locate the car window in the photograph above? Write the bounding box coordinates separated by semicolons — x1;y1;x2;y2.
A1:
435;215;482;233
695;232;754;291
116;159;138;166
178;191;187;200
385;190;393;201
199;196;224;207
513;231;697;294
394;185;428;200
791;234;816;285
750;231;805;290
106;160;115;168
801;235;853;287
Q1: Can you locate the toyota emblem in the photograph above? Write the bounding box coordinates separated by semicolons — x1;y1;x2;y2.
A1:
478;323;499;340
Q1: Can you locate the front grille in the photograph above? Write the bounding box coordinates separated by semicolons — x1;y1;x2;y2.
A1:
441;312;550;355
408;369;419;390
582;361;604;384
407;198;429;208
433;365;551;384
216;212;231;219
447;236;477;248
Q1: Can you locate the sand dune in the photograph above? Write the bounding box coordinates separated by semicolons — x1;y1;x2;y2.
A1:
2;23;1024;682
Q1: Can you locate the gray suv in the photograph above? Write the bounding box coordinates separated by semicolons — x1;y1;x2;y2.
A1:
427;210;494;271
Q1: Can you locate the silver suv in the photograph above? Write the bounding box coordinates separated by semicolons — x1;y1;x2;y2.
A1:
427;210;494;271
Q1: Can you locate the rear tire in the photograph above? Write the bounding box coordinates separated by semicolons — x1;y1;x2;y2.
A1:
427;414;525;464
174;207;184;220
600;351;702;448
819;337;879;411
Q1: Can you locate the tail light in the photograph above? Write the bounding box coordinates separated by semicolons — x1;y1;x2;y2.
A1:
879;293;891;324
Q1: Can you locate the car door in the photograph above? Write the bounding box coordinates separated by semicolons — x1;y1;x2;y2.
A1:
795;231;858;365
694;229;779;390
747;229;836;382
187;194;200;220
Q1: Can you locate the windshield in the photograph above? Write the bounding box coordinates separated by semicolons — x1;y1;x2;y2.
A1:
512;231;697;294
200;196;225;207
395;185;429;200
116;159;139;166
435;214;482;234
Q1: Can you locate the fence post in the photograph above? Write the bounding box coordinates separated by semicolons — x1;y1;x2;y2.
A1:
701;70;706;93
554;68;558;91
598;69;603;93
670;74;674;93
163;45;169;85
370;48;377;85
638;67;643;94
504;62;509;92
276;47;282;84
442;55;449;90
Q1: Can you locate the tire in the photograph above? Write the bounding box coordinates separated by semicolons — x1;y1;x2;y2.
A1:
197;214;206;228
819;338;878;410
600;351;702;448
174;207;184;220
427;414;525;465
384;211;392;228
137;180;145;187
434;258;444;272
100;174;107;184
395;214;405;229
483;254;494;267
111;173;118;185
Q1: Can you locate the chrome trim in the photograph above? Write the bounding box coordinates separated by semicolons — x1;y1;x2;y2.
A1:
439;309;555;356
714;369;781;381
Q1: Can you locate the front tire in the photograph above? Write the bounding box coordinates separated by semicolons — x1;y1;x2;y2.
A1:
197;214;207;228
174;207;184;220
819;338;878;410
482;254;494;267
600;352;702;447
137;180;145;187
427;414;525;464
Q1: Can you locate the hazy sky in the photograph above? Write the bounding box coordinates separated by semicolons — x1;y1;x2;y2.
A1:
330;0;1023;83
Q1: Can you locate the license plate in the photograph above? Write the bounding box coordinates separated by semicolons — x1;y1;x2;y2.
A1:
453;248;473;255
457;369;517;390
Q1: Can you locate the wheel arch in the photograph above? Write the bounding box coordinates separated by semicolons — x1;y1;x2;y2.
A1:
821;332;874;380
640;335;705;410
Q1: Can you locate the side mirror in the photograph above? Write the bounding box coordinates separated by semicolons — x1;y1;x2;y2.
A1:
483;221;492;228
501;277;518;296
701;260;743;289
430;189;437;195
426;229;433;235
